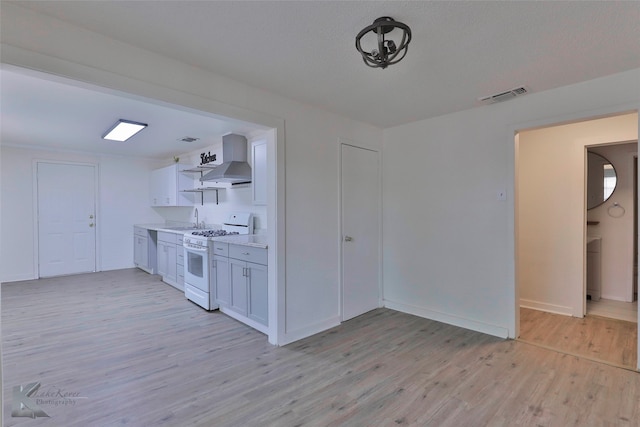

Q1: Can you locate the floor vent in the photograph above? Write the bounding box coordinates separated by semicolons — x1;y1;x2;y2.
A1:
478;86;528;104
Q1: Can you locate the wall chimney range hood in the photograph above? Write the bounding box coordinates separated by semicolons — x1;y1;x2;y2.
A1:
200;133;251;184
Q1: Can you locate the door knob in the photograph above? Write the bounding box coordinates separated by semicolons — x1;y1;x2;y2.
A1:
344;236;353;242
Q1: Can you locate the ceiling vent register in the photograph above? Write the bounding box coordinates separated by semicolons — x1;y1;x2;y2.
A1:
178;136;200;143
478;87;528;104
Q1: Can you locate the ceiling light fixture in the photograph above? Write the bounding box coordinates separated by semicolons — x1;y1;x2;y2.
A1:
102;119;147;142
355;16;412;69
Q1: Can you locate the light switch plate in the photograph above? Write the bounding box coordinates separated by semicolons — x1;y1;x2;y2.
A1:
497;190;507;201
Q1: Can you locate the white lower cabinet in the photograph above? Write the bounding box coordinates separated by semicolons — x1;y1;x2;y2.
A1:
230;259;249;315
134;227;156;274
212;254;230;307
246;262;268;325
157;231;181;290
213;242;268;331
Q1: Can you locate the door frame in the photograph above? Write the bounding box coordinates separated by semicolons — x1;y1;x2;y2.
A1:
338;139;383;322
582;141;638;310
33;160;100;278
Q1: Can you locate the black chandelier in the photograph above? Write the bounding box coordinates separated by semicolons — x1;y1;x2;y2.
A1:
355;17;412;69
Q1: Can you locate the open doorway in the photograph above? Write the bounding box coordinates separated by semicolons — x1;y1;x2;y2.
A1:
515;112;639;370
585;143;638;323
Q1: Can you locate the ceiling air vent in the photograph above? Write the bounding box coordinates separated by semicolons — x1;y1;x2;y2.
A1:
478;87;528;104
178;136;199;143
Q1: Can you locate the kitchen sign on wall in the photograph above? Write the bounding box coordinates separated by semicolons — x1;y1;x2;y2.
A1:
200;152;216;165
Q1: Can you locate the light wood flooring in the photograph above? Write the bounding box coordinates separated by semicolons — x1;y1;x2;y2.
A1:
2;269;640;426
587;298;638;323
519;307;638;370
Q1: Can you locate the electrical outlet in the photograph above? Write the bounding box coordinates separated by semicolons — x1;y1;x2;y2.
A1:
497;190;507;201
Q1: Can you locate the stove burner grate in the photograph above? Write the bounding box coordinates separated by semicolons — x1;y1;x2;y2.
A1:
191;230;240;238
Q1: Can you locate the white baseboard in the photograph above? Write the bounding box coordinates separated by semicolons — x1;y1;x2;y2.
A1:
219;307;269;335
519;299;573;316
279;316;341;346
0;273;37;284
599;294;633;303
384;299;510;339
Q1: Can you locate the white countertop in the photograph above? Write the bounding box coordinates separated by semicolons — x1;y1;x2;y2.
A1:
134;224;268;248
134;223;198;234
212;234;268;249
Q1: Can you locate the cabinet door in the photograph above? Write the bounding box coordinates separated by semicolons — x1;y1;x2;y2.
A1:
150;165;175;206
247;262;268;325
160;165;176;206
150;169;158;206
150;164;194;206
134;235;149;269
212;255;230;306
165;243;177;282
251;140;267;205
157;241;168;277
229;258;248;315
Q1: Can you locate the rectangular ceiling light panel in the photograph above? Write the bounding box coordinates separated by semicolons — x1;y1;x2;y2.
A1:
102;119;148;142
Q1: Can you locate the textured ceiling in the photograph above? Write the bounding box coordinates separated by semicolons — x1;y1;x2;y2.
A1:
2;1;639;157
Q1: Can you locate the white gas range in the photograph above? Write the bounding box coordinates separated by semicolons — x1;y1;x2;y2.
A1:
183;213;253;310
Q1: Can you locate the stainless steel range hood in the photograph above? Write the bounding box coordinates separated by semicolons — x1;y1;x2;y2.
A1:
200;133;251;184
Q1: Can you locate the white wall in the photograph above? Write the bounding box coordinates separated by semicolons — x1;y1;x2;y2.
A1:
0;145;164;282
0;4;382;344
588;142;637;301
517;114;637;316
383;70;640;338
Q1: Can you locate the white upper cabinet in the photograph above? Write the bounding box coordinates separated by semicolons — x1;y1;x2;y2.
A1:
251;139;267;206
150;164;195;206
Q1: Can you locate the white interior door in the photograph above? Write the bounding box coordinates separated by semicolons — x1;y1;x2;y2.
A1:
38;162;96;277
341;144;380;321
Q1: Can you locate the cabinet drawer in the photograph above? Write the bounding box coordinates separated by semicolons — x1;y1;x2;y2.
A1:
185;284;209;310
158;231;177;244
229;244;267;265
212;242;229;257
177;251;184;266
134;227;148;237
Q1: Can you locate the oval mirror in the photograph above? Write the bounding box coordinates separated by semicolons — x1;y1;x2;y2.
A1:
587;152;617;210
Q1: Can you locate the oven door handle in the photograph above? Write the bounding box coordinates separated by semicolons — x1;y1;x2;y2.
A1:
184;245;208;253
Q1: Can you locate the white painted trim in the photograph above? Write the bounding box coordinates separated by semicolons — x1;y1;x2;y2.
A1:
0;273;36;283
338;141;344;321
626;149;638;303
219;307;268;335
385;299;510;339
266;127;285;346
279;316;341;346
519;299;573;316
